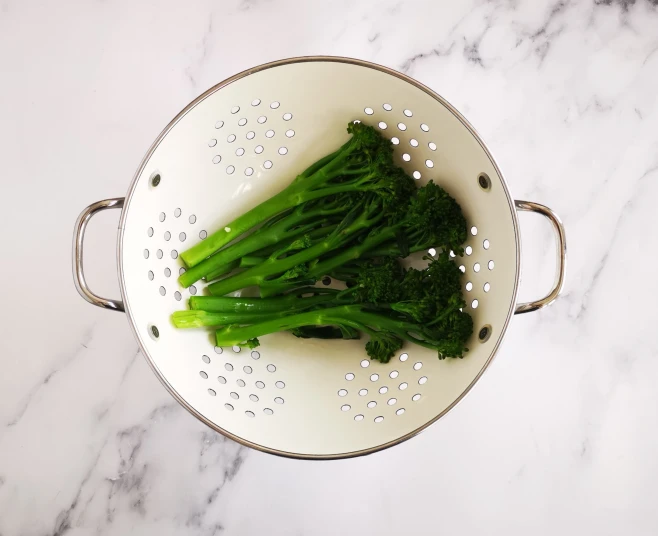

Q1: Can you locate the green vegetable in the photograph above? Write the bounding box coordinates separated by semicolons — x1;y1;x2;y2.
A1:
204;260;240;283
171;310;287;328
238;256;263;269
305;180;467;278
173;288;340;327
179;122;410;268
178;260;239;288
258;180;467;297
290;325;361;340
178;195;354;287
214;303;471;363
188;288;338;313
171;121;472;363
210;254;472;363
206;194;386;296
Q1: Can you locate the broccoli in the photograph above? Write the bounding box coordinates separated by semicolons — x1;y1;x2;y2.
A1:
187;287;338;312
291;325;361;340
257;180;467;297
213;303;471;363
172;288;339;327
209;255;472;363
304;180;467;280
171;309;286;328
200;259;240;283
170;122;473;363
205;194;387;296
172;255;472;362
349;256;405;303
178;194;356;288
179;122;411;268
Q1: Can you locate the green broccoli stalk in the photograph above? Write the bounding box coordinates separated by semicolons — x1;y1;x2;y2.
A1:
290;325;361;340
204;260;240;283
179;122;412;268
238;256;264;269
206;195;386;296
310;180;467;275
243;223;340;264
178;195;355;288
171;310;289;328
188;287;338;313
207;254;472;363
258;181;467;297
214;304;472;363
173;287;341;328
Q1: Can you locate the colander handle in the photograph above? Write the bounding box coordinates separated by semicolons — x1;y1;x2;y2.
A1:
73;198;125;312
514;200;567;315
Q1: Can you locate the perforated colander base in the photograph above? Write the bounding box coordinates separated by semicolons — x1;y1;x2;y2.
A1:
118;58;520;459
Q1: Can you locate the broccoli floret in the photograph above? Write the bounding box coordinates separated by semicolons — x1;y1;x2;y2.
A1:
429;310;474;359
405;180;467;256
389;252;464;323
352;256;405;304
364;330;404;363
245;338;260;349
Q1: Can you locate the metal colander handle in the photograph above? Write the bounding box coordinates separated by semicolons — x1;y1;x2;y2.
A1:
72;197;125;312
514;200;567;315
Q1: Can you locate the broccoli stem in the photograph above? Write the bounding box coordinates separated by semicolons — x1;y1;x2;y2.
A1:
179;136;382;269
291;147;343;181
308;228;398;278
178;202;346;287
248;224;339;260
178;260;238;288
180;189;293;268
213;305;432;348
291;325;361;340
361;237;435;259
258;228;399;297
207;199;382;296
239;256;263;268
205;261;240;283
189;289;338;313
206;237;340;296
172;310;289;328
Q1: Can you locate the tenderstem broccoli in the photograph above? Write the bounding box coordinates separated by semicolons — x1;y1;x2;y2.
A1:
186;254;472;362
206;194;386;296
258;180;467;297
178;195;356;288
188;288;338;312
172;288;339;327
179;122;412;268
214;304;471;363
171;121;473;363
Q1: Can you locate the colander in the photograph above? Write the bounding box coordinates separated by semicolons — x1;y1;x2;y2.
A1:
72;57;566;459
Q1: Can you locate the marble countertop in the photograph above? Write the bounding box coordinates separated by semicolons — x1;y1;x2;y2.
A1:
2;0;657;534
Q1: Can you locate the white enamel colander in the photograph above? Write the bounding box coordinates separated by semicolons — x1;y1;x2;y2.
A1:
73;57;566;459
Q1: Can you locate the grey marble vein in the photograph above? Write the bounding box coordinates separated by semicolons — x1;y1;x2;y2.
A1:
5;325;96;429
185;13;215;89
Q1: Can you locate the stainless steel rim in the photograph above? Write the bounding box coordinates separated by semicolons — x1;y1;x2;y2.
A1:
116;55;522;460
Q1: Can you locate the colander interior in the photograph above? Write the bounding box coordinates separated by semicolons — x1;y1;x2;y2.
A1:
119;59;520;458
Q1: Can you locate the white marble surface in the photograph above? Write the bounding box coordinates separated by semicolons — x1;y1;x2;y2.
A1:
1;0;658;534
